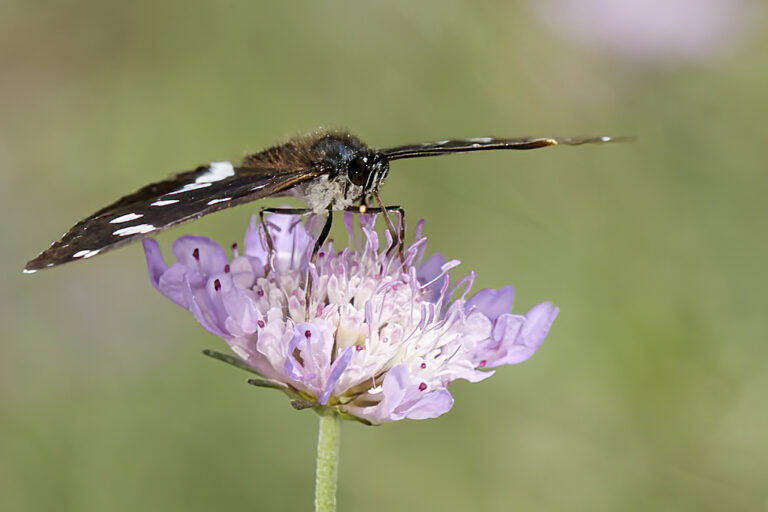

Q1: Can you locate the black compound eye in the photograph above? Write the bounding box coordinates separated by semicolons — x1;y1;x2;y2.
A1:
347;156;369;187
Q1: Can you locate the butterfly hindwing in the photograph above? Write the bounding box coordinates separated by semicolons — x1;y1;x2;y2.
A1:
24;163;319;272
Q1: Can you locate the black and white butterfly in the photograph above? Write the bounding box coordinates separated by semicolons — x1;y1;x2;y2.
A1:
24;129;624;272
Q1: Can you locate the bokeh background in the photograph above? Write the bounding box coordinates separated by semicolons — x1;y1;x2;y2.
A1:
2;1;767;510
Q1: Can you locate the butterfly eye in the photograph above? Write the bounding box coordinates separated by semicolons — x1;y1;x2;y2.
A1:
347;156;369;187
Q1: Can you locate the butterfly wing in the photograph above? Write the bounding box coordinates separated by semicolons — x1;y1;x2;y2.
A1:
24;162;320;272
381;136;626;160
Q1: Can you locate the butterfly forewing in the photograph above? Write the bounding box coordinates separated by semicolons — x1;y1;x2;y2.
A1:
382;135;623;160
24;163;319;272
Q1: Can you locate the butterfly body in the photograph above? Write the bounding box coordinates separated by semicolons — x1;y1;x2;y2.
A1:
24;129;624;272
258;131;388;212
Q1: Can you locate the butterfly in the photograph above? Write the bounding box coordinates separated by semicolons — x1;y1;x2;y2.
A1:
24;129;626;272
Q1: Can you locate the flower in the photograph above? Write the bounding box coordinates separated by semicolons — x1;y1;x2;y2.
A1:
530;0;762;65
142;213;558;424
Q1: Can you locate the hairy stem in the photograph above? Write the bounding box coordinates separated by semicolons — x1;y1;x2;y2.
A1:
315;412;341;512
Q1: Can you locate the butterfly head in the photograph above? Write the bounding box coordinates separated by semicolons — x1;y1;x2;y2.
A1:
347;151;389;195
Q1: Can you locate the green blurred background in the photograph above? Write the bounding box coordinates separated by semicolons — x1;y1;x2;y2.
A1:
3;1;767;510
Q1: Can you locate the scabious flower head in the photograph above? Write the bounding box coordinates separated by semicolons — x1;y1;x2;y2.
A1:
531;0;761;65
142;213;558;424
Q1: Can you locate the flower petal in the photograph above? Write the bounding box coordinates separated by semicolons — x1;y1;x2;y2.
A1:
184;275;231;339
481;302;559;367
361;366;455;422
466;286;515;321
172;235;229;275
321;346;354;405
520;302;559;351
157;263;199;308
399;388;454;420
142;238;167;288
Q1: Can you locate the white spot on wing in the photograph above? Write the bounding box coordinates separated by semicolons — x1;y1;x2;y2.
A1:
469;137;493;143
206;197;231;205
73;249;101;259
601;136;612;142
168;182;212;195
151;199;179;206
195;161;235;183
110;213;143;224
113;224;156;237
23;268;37;274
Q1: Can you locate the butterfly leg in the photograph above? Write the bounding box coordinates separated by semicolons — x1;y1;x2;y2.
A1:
348;202;406;263
258;206;334;319
390;206;406;263
373;192;406;263
305;208;334;318
258;207;314;274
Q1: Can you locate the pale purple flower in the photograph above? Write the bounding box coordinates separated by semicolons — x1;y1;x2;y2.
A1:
142;213;558;424
531;0;763;65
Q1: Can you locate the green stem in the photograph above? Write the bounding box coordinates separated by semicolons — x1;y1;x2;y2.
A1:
315;412;341;512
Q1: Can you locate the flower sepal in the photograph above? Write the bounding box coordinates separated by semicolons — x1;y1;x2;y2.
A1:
202;349;268;378
337;409;374;426
246;378;293;392
204;350;302;397
314;404;374;426
289;398;318;410
208;347;375;425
